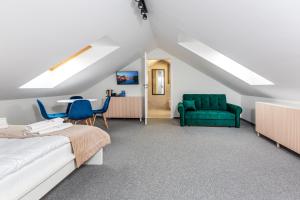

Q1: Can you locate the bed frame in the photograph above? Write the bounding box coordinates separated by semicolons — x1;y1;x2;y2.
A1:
20;148;103;200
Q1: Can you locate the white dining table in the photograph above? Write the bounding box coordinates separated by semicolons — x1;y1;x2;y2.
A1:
57;99;98;103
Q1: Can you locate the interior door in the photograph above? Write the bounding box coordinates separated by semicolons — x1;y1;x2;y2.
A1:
144;52;148;125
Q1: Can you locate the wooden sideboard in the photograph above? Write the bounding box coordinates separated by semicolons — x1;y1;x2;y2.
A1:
256;102;300;154
103;96;143;121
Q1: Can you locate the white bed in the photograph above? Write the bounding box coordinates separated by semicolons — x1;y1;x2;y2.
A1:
0;136;103;200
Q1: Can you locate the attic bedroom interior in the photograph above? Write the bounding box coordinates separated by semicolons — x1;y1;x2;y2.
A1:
1;0;300;199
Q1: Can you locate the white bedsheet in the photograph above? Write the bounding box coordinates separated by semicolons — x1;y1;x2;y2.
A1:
0;136;70;180
0;143;75;200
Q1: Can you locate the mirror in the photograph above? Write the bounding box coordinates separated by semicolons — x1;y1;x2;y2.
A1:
152;69;165;95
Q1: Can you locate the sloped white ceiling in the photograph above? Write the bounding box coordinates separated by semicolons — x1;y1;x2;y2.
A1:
147;0;300;100
1;0;300;101
0;0;156;99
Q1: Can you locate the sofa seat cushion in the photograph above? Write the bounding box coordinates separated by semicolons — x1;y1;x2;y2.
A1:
185;110;235;120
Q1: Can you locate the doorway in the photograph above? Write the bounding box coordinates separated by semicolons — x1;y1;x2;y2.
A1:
147;59;171;118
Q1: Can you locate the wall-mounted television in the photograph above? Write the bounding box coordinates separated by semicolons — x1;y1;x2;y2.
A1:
116;71;139;85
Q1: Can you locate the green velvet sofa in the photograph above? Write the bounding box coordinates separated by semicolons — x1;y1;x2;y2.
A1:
178;94;242;127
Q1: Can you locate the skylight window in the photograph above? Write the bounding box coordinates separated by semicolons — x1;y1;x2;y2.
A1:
20;36;119;88
178;36;274;85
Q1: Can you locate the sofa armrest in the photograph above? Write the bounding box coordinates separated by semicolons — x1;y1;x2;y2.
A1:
227;103;242;128
178;102;185;126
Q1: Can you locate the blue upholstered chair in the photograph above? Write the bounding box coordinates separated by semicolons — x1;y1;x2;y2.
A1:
92;96;111;128
66;96;83;114
37;99;67;120
68;100;93;125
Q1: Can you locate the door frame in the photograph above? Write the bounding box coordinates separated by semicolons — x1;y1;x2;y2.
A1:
145;57;173;119
144;52;148;125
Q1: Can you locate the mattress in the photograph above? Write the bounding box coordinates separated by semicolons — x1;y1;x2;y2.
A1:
0;136;75;200
0;136;70;179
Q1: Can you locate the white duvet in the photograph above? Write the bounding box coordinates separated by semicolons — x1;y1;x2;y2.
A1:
0;136;70;180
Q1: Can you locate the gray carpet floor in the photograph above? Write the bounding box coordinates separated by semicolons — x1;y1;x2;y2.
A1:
43;119;300;200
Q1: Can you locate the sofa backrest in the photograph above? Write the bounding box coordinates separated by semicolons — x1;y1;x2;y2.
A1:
183;94;227;111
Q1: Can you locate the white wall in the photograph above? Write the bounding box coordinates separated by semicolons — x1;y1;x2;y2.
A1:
0;48;241;124
0;95;71;124
81;48;242;117
82;58;145;100
241;95;300;123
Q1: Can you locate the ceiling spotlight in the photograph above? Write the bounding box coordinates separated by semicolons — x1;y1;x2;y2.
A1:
138;2;143;9
143;14;147;20
134;0;148;20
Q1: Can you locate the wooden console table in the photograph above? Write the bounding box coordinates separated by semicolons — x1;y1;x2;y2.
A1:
103;96;143;121
256;102;300;154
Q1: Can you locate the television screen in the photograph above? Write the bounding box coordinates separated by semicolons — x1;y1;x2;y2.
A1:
116;71;139;85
